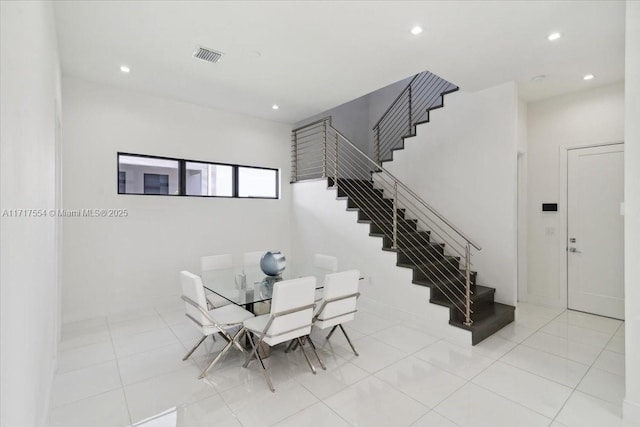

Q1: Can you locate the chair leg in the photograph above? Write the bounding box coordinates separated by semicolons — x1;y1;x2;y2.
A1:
242;332;258;368
199;338;233;379
246;332;275;392
339;324;359;356
198;328;245;379
326;325;338;340
232;328;247;353
284;339;296;353
306;335;326;370
183;335;206;361
297;337;316;375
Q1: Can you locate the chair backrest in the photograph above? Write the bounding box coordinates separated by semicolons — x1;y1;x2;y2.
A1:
314;254;338;272
243;251;265;267
180;270;212;332
264;276;316;345
315;270;360;328
201;254;232;273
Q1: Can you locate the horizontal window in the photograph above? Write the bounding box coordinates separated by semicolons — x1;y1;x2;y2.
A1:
185;162;233;197
238;167;278;198
118;154;180;195
117;153;279;199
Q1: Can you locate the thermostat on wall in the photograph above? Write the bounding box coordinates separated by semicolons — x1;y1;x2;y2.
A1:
542;203;558;212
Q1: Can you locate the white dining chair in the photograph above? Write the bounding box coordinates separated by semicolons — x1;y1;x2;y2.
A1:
200;254;233;308
311;269;361;364
313;254;338;302
241;276;319;392
180;270;254;379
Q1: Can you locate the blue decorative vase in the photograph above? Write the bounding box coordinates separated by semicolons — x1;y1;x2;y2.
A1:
260;251;286;276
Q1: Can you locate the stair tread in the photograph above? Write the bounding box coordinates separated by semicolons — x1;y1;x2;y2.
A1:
330;85;511;345
408;270;477;287
450;302;515;345
427;284;495;303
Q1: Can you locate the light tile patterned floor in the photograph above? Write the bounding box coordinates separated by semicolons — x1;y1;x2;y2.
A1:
49;300;626;427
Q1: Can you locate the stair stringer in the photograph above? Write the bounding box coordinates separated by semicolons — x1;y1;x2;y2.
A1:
291;179;472;342
371;84;520;308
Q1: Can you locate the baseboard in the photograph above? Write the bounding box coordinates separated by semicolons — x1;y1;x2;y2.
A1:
522;294;566;309
624;399;640;426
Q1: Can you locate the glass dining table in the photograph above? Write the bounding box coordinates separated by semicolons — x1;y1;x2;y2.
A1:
201;264;332;311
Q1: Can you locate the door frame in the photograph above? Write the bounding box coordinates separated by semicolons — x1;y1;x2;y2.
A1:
559;141;624;311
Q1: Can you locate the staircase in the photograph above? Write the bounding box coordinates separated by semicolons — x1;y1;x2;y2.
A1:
291;71;514;345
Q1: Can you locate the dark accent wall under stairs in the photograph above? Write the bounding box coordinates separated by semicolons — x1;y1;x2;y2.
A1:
330;177;514;345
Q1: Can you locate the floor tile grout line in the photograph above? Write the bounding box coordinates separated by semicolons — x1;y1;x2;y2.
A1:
105;319;134;427
429;408;464;427
548;313;625;424
495;320;592;391
470;379;556;422
323;367;432;427
464;306;575;422
54;341;118;375
373;354;469;413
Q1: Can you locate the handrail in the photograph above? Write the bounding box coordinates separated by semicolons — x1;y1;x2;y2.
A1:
292;117;333;133
291;117;479;324
372;74;420;130
372;71;458;165
298;117;482;251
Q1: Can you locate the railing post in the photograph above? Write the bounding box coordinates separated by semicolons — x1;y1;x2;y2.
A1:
334;133;339;188
408;85;413;135
291;131;298;182
375;126;381;165
392;182;398;250
322;120;328;178
464;242;473;326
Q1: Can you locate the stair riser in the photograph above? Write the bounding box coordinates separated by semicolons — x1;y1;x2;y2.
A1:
450;294;496;324
383;232;431;248
369;220;418;235
412;261;466;279
432;285;494;319
357;209;405;222
338;187;383;199
324;81;515;345
397;246;446;264
347;197;393;210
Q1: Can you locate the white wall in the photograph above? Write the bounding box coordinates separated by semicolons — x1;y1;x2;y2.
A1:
295;76;411;158
61;78;291;321
382;82;519;305
0;2;61;427
624;1;640;423
517;99;528;302
291;180;470;342
526;82;624;306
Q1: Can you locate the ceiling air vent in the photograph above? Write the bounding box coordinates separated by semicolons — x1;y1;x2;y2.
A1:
193;46;224;64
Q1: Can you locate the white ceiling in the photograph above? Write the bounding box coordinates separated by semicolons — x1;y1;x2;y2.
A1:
54;1;625;124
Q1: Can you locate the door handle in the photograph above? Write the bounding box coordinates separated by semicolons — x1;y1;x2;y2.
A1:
569;247;582;253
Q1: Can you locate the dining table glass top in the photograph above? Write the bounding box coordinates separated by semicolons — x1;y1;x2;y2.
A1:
201;264;331;307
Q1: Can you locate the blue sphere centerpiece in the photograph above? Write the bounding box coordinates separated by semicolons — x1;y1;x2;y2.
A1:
260;251;286;277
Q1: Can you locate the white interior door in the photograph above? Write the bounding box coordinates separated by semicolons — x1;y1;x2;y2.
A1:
567;144;624;319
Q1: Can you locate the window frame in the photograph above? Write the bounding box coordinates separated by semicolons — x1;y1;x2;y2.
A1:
117;152;279;200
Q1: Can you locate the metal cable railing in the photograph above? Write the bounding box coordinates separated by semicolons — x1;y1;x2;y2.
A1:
372;71;458;164
291;117;481;325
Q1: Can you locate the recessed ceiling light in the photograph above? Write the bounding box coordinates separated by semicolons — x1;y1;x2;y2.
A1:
547;32;561;41
120;65;130;73
531;75;547;82
583;74;595;81
410;26;423;35
272;104;279;110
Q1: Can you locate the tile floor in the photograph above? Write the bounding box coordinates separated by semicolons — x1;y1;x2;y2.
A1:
49;300;626;427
